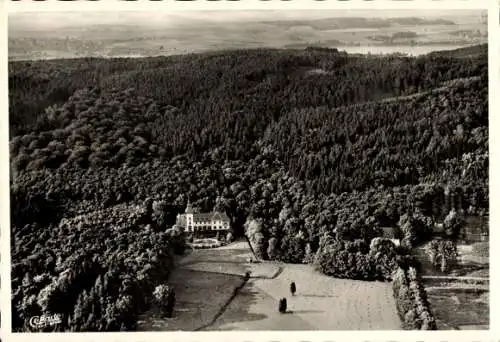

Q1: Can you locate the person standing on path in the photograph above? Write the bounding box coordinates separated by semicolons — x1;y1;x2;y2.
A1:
290;282;296;296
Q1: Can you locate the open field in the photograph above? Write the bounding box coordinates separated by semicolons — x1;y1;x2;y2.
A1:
243;264;401;330
137;269;246;331
137;241;259;331
425;285;488;330
423;275;489;330
139;240;401;330
206;280;314;331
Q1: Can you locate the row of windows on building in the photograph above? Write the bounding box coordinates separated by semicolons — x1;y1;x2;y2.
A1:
186;224;229;231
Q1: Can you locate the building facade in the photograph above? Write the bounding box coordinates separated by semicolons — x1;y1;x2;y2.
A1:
176;200;231;236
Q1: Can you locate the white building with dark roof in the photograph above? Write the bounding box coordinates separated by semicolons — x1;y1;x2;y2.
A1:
176;200;231;235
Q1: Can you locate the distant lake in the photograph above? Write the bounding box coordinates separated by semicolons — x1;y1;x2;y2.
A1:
339;44;469;56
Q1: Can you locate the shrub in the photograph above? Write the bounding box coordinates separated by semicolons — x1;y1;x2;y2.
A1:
425;239;458;273
153;284;176;318
315;237;398;281
245;219;267;259
392;266;436;330
397;213;434;248
303;243;314;264
369;238;398;280
443;208;464;236
267;237;278;260
253;232;266;259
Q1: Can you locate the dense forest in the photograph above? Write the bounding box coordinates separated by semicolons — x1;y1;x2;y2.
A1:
10;44;488;331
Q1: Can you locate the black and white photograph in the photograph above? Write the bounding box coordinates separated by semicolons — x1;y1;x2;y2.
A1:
4;0;491;335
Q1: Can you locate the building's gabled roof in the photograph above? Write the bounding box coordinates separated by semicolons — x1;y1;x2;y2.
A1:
192;213;213;222
212;211;230;222
182;201;230;223
192;211;230;223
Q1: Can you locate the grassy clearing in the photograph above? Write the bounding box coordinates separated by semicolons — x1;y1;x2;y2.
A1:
249;264;401;330
459;244;489;266
421;278;489;329
426;287;488;330
137;269;246;331
472;242;488;257
208;261;402;330
138;240;402;330
205;280;313;331
137;240;257;330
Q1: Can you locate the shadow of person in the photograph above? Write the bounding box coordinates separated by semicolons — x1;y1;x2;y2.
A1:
285;310;323;314
300;294;336;298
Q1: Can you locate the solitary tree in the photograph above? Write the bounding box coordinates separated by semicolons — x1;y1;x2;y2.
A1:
267;237;278;260
253;232;266;259
443;208;464;237
303;243;314;264
426;239;458;273
153;285;176;318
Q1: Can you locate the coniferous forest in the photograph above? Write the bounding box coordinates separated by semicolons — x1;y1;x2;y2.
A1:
10;44;488;331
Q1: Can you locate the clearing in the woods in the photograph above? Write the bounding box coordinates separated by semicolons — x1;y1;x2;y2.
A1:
137;240;401;331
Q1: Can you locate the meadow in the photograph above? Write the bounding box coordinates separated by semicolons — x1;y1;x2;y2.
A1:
138;241;401;331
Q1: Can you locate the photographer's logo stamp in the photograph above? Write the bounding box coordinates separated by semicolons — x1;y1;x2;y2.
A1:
29;314;62;329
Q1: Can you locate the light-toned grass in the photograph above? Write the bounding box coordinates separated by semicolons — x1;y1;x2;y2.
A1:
414;240;490;330
426;287;489;329
247;264;401;330
137;240;253;331
205;280;314;331
459;243;489;264
140;240;401;331
181;261;248;276
472;242;488;257
137;268;245;331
